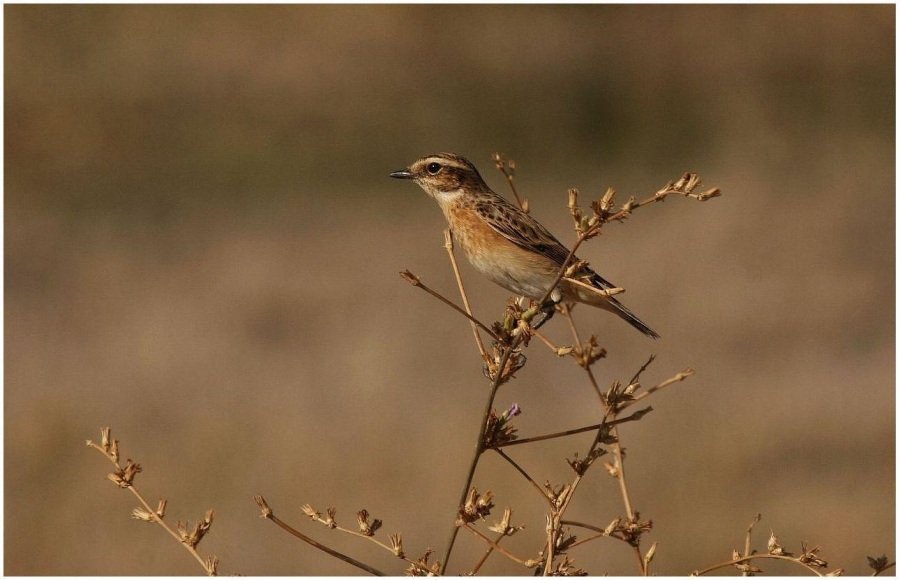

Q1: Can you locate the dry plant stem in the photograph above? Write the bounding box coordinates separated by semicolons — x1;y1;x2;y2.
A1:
86;441;214;576
873;562;897;576
564;311;646;575
400;270;498;339
599;388;646;574
629;354;657;385
440;340;521;574
692;554;829;577
604;177;721;225
543;473;587;575
492;153;526;211
462;524;532;567
493;407;652;448
621;369;694;410
564;276;623;299
304;513;429;573
257;504;386;576
560;520;634;549
444;229;489;362
531;327;565;352
469;531;508;575
537;234;591;308
744;514;760;559
493;448;552;507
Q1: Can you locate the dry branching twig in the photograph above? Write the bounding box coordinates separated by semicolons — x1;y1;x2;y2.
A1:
254;495;388;576
86;428;220;576
691;514;850;577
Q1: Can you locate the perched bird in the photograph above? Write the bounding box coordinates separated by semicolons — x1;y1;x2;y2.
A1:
390;153;659;338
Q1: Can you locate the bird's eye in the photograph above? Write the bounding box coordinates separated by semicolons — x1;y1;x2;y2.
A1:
426;162;442;175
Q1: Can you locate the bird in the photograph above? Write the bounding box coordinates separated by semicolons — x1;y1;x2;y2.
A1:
390;153;659;338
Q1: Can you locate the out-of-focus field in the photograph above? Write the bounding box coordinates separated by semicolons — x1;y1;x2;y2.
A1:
5;5;894;576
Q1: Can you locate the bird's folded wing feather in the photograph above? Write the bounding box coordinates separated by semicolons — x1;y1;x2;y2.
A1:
474;196;621;291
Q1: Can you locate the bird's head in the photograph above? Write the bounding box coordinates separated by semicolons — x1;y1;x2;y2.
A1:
390;153;489;202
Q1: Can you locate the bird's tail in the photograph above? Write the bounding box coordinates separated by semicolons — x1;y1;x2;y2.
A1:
606;296;660;339
589;273;660;339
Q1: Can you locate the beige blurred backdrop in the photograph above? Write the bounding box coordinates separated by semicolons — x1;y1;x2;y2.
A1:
5;4;894;576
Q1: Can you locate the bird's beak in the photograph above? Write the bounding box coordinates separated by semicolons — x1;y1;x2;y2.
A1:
390;168;415;180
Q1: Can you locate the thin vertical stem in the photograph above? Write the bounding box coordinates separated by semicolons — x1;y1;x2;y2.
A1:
564;310;646;575
440;342;519;575
444;229;488;362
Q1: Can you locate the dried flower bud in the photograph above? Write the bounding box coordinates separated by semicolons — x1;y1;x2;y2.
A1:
799;542;828;568
556;346;574;357
186;522;203;547
399;270;420;286
604;517;621;536
567;448;607;476
603;462;619;477
156;498;167;519
176;520;190;542
696;187;722;201
458;488;495;525
868;555;891;574
555;527;578;553
767;530;789;556
620;515;652;546
205;555;219;576
131;507;154;522
254;495;273;518
184;510;214;548
357;509;373;535
568;188;579;212
644;541;658;565
488;507;523;536
406;548;440;576
552;555;587;576
121;460;142;485
600;187;616;213
325;507;336;528
389;533;404;557
301;504;320;520
735;562;763;574
355;510;381;536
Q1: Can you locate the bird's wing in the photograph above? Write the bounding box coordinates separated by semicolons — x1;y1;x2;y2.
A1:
473;196;577;267
474;195;621;289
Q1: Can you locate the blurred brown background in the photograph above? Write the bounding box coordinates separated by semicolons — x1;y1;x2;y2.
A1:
5;4;894;576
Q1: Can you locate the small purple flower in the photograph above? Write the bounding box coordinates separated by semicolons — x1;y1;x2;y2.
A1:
507;403;521;418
